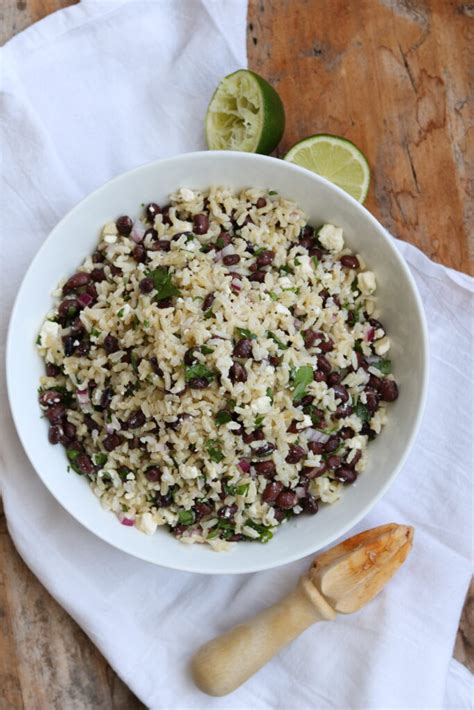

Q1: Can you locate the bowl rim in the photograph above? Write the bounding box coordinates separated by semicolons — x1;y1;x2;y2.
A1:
6;150;430;574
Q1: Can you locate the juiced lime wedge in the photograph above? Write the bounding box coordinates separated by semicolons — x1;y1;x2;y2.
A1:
206;69;285;154
285;134;370;203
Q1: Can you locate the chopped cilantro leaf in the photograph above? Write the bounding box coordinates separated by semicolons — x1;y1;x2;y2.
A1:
354;402;370;423
184;363;215;383
147;266;181;301
254;414;265;429
267;331;288;350
178;509;195;526
376;359;392;374
268;291;279;301
235;327;257;340
215;409;232;425
206;439;224;463
291;365;314;402
200;345;214;355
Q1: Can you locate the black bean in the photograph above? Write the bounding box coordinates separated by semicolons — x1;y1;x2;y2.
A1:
183;348;197;366
188;377;210;389
253;460;276;478
202;293;215;311
218;504;237;520
365;389;380;412
100;387;113;409
347;450;362;467
109;264;122;277
325;435;340;453
139;277;154;294
248;270;266;283
132;244;146;263
223;254;241;266
229;362;247;383
340;255;360;269
303;329;320;348
355;351;369;370
299;235;315;250
309;246;323;260
45;404;65;423
116;215;133;236
216;232;232;249
62;272;91;294
194;502;213;522
286;444;306;464
233;338;253;359
368;374;383;390
308;440;326;455
256;197;267;208
156;297;173;309
360;423;377;440
76;453;95;475
84;414;99;432
92;251;103;263
145;466;161;482
39;389;62;407
262;481;283;503
378;379;399;402
90;267;106;283
127;409;146;429
317;354;332;374
276;490;297;510
75;339;91;357
332;384;349;403
155;492;173;507
63;336;75;357
58;298;79;321
319;337;334;353
193;213;209;235
149;356;163;376
242;429;265;444
253;443;275;458
340;426;354;440
335;466;358;483
326;455;341;470
302;464;327;480
302;495;319;515
327;372;341;386
103;433;122;451
70;320;85;338
269;355;281;367
104;334;119;353
173;524;188;536
45;363;61;377
145;203;161;222
256;250;275;268
313;370;327;383
151;239;171;252
48;426;61;444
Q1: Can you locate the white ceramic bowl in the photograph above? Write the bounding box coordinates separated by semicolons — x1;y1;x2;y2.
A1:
6;151;429;574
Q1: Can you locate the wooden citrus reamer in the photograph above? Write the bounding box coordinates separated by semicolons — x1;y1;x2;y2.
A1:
192;523;414;696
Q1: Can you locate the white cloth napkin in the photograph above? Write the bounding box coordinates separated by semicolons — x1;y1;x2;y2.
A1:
1;2;472;708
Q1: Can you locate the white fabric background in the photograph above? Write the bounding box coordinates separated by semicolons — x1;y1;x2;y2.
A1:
1;2;472;708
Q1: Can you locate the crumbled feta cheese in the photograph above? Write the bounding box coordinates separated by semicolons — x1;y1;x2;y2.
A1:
104;234;117;244
374;336;390;355
276;303;291;315
39;321;60;348
318;224;344;253
251;396;272;415
357;271;376;295
179;187;195;202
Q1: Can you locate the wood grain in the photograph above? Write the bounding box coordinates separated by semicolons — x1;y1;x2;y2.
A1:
0;0;472;708
248;0;473;273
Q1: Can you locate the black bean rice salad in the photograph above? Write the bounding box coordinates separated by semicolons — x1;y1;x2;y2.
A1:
37;187;398;550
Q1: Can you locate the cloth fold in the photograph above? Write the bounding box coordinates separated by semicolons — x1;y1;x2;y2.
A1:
1;2;472;708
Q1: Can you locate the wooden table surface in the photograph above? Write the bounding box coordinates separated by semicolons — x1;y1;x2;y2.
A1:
1;1;472;708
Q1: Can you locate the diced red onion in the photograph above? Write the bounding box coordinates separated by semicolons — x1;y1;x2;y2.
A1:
366;327;375;342
221;244;234;257
366;355;379;365
214;250;224;262
295;486;307;498
106;423;115;434
231;279;242;293
131;222;146;243
76;388;90;405
306;428;330;443
77;292;93;308
118;513;135;526
293;318;302;330
238;458;251;473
